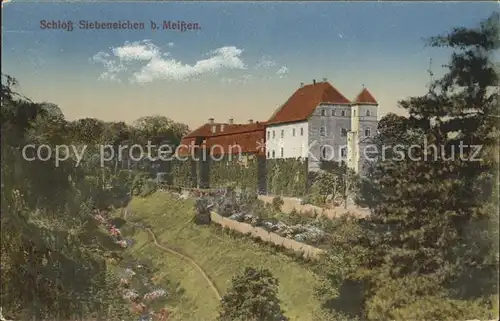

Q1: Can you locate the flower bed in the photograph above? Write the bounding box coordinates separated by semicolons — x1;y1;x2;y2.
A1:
188;188;330;247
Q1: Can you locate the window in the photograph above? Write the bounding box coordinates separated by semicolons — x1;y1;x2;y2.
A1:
267;151;270;158
280;148;284;157
272;130;275;138
341;148;347;157
272;150;275;158
320;127;326;136
341;110;346;117
267;131;270;140
341;128;347;137
365;127;371;137
300;127;304;136
353;110;356;117
292;128;296;136
366;109;371;116
321;146;327;160
281;130;284;138
332;110;336;116
321;109;326;116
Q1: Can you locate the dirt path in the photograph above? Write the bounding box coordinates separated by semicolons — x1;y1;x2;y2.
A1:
123;207;222;301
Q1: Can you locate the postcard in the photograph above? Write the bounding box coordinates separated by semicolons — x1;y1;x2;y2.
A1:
2;2;499;321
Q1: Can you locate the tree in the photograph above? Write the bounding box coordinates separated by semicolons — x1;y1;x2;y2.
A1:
318;13;499;321
133;115;189;147
218;267;288;321
69;117;106;145
318;161;359;208
1;75;130;320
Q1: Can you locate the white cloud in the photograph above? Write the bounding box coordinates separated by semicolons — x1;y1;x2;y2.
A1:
92;40;289;83
91;51;127;82
276;66;289;78
132;46;246;83
111;40;160;61
92;40;247;83
255;55;277;69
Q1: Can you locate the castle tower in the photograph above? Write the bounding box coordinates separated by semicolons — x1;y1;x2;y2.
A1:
347;87;378;174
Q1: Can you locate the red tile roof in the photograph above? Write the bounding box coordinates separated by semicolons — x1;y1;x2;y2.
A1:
184;123;244;138
207;129;265;156
177;121;266;156
267;82;351;125
354;88;378;105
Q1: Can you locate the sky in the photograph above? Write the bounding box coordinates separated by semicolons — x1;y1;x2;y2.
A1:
2;1;499;130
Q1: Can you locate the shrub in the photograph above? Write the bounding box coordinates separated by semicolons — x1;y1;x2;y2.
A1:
271;196;284;211
218;267;289;321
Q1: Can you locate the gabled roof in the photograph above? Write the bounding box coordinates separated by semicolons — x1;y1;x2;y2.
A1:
353;88;378;105
267;82;351;126
177;121;266;156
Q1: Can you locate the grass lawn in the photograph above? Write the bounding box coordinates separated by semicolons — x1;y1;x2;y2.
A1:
123;191;323;321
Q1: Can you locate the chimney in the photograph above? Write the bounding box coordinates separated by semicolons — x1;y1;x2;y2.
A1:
313;79;316;85
323;77;327;82
211;125;217;133
300;82;304;88
228;118;234;125
248;119;254;124
208;118;215;124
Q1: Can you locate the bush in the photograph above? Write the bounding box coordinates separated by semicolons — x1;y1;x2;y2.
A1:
194;197;212;225
271;196;284;211
218;267;289;321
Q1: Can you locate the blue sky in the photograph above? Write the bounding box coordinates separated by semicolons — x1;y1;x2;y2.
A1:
2;1;498;128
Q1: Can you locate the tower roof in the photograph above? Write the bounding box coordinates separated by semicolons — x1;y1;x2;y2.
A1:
354;88;378;105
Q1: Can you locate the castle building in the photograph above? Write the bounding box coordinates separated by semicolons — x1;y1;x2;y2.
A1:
179;79;378;175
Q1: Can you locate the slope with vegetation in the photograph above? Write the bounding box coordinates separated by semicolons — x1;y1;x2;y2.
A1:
123;192;322;321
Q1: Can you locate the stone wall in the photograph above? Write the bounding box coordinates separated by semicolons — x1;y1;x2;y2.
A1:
210;212;324;259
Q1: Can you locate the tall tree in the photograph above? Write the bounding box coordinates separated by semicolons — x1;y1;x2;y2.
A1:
318;13;499;321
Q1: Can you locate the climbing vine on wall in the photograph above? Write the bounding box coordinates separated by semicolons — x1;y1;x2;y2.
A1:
266;158;308;197
210;154;258;191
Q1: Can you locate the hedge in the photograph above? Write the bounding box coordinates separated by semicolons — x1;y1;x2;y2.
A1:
266;158;308;197
209;154;259;191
